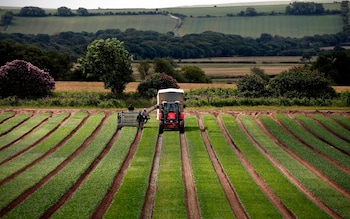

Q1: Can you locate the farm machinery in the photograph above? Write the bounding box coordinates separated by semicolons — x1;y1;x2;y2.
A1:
117;88;185;133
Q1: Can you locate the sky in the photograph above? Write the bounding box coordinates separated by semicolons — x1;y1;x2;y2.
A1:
0;0;288;9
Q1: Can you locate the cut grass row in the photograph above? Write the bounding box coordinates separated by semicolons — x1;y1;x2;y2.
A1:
0;112;69;163
202;114;279;218
0;113;31;136
152;131;187;218
0;112;15;125
0;112;104;213
258;115;350;218
226;114;329;218
0;111;87;182
104;118;158;218
330;114;350;129
185;115;234;218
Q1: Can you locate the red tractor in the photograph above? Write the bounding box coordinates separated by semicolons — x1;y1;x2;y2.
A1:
157;88;185;134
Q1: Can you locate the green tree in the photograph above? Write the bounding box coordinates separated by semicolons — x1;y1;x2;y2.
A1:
181;66;212;83
237;74;267;97
137;73;179;98
79;38;134;94
269;66;336;99
56;6;75;16
138;59;151;80
18;6;46;16
153;57;186;82
77;7;89;16
250;66;269;82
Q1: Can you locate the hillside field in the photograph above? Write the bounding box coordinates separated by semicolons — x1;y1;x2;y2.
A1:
0;2;344;37
0;109;349;218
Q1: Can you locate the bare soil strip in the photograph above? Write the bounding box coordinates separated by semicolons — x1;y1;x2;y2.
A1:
290;114;350;157
141;134;163;219
41;115;120;218
0;112;71;167
196;113;249;219
325;113;350;131
92;130;142;218
0;113;107;217
0;112;89;187
0;110;16;124
255;116;350;200
180;133;201;219
271;114;350;175
236;114;342;219
216;113;295;219
0;111;30;137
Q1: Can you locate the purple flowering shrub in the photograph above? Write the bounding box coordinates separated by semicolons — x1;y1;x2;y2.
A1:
0;60;55;98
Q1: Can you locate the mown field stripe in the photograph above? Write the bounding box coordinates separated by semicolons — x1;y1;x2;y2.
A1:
258;115;350;218
311;114;350;142
0;113;105;216
103;118;158;218
274;113;350;173
294;114;350;155
185;115;234;219
202;113;280;219
152;131;187;218
236;114;329;218
0;111;88;183
0;112;31;137
0;112;69;164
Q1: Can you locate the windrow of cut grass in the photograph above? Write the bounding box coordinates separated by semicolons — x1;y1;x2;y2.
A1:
153;131;187;218
202;114;280;218
294;114;350;154
310;114;350;142
0;112;50;148
233;114;329;218
184;115;234;218
0;113;105;214
1;112;108;218
0;112;69;164
274;113;350;172
104;118;158;218
0;111;87;182
258;115;350;218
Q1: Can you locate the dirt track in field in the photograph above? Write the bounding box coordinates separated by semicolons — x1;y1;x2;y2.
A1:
0;109;349;218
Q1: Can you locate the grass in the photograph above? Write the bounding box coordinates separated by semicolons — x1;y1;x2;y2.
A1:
236;114;329;218
0;112;50;148
0;112;87;181
0;112;14;123
275;113;350;170
0;112;69;163
311;113;350;142
51;115;135;218
178;15;342;37
153;130;187;218
203;114;280;218
6;15;177;35
104;118;158;218
294;114;350;154
0;113;104;211
258;115;350;218
185;115;234;218
0;113;31;135
330;113;350;128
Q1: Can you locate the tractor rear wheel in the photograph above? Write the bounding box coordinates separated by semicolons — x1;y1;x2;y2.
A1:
179;120;185;133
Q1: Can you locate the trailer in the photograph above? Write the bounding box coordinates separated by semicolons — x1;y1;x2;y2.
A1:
157;88;185;134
